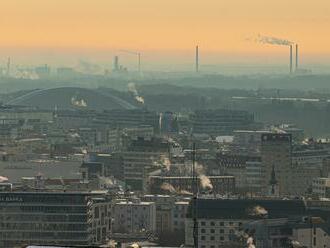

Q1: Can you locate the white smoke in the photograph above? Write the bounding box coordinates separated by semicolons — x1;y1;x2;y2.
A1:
0;176;8;182
71;96;87;107
255;34;293;46
159;113;163;131
128;82;145;104
160;182;192;195
98;176;114;187
199;174;213;190
161;182;176;194
249;205;268;216
179;189;193;195
194;162;213;190
161;155;171;171
247;237;256;248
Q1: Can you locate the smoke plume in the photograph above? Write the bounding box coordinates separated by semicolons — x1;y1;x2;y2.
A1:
0;176;8;182
199;174;213;190
71;96;87;107
247;237;256;248
249;205;268;216
128;82;145;104
255;34;293;46
161;182;176;194
98;176;114;187
130;243;140;248
161;155;171;171
179;189;193;195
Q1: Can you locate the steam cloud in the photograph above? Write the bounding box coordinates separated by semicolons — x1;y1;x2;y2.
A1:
199;174;213;190
249;205;268;216
195;162;213;190
71;96;87;107
0;176;8;182
161;155;171;171
128;82;145;104
130;243;140;248
98;176;114;187
247;237;256;248
254;34;293;46
161;182;176;193
160;182;192;195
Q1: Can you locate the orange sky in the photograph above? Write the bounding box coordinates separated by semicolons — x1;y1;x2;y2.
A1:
0;0;329;64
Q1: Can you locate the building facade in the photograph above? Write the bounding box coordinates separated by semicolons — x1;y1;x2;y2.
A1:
0;191;111;247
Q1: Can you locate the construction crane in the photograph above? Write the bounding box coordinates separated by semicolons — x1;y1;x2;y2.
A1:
119;50;141;74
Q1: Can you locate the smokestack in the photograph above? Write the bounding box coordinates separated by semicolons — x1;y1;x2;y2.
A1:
138;53;141;74
289;45;293;74
6;57;10;76
195;45;199;73
113;56;119;72
295;44;298;72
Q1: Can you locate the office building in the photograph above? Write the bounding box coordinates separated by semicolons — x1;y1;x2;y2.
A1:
0;191;111;247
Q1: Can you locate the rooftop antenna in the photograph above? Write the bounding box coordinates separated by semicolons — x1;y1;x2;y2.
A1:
192;142;198;247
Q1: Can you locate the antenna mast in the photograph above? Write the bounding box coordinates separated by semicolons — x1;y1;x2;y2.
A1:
192;142;198;247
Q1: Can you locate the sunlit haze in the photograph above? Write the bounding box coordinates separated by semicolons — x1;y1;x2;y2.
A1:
1;0;330;69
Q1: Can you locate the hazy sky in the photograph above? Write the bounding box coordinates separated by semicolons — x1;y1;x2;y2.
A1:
0;0;330;66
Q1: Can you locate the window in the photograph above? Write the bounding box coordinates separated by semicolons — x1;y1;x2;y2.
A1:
210;221;215;226
220;236;224;241
220;229;224;233
210;236;215;241
210;229;215;233
201;236;205;241
220;222;224;226
201;228;205;233
201;221;206;226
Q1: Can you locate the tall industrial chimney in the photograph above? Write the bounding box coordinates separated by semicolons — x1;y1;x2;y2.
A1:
113;56;119;72
6;57;10;76
195;45;199;73
295;44;298;72
289;45;293;74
